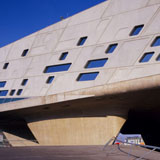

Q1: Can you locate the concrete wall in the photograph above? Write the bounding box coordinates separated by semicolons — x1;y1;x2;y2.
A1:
0;0;160;98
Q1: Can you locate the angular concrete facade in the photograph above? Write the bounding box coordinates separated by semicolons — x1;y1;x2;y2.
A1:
1;0;160;146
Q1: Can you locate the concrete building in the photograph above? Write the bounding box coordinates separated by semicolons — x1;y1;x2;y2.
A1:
0;0;160;147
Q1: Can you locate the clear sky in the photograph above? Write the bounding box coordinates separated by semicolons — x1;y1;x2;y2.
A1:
0;0;106;48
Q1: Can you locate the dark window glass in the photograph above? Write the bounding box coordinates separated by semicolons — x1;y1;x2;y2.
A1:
130;25;144;36
77;72;99;81
139;52;154;63
21;49;29;57
85;58;108;69
11;98;25;102
77;37;87;46
44;63;71;73
105;43;118;54
21;79;28;86
4;98;12;103
156;54;160;61
0;98;26;104
59;52;68;60
3;63;9;69
0;81;6;88
151;37;160;47
17;89;23;95
46;76;54;84
0;98;5;103
10;89;16;96
0;90;8;96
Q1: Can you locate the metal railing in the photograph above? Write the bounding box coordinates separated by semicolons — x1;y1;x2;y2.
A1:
103;136;160;160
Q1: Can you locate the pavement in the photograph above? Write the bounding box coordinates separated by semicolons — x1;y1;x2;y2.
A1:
0;145;160;160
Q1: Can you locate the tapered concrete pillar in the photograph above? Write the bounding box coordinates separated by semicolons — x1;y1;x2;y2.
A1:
27;116;125;145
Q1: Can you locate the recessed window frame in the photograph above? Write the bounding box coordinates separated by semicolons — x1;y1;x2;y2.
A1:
139;52;154;63
129;24;144;36
21;49;29;57
85;58;108;69
77;36;88;46
0;90;8;96
21;79;28;86
0;81;6;88
151;36;160;47
59;52;68;60
3;62;9;69
156;54;160;61
10;89;16;96
105;43;118;54
77;72;99;81
17;89;23;96
44;63;72;73
46;76;54;84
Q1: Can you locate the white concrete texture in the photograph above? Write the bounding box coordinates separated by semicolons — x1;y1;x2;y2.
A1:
0;0;160;98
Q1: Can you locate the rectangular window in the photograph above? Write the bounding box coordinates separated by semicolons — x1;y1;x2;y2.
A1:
21;49;29;57
77;72;99;81
17;89;23;95
3;62;9;69
10;89;16;96
77;36;87;46
59;52;68;60
130;25;144;36
105;43;118;54
151;37;160;47
44;63;71;73
0;90;8;96
156;54;160;61
46;76;54;84
85;58;108;69
0;81;6;88
21;79;28;86
139;52;154;63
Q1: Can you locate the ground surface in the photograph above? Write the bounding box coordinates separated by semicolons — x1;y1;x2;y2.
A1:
0;145;159;160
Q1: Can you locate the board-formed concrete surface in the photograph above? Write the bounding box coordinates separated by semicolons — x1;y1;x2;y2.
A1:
0;145;160;160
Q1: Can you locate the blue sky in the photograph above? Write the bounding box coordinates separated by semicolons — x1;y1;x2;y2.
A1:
0;0;106;48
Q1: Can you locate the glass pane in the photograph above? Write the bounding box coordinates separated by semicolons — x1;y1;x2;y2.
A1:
77;37;87;46
106;43;118;53
46;76;54;84
0;81;6;88
139;52;154;63
77;72;99;81
85;58;108;68
59;52;68;60
44;63;71;73
0;90;8;96
130;25;144;36
151;37;160;47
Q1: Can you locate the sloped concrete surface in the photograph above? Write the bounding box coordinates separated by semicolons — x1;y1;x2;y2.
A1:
0;145;160;160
